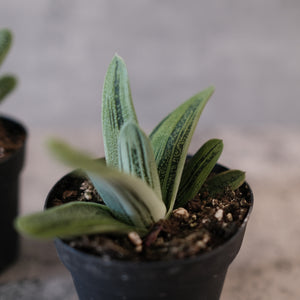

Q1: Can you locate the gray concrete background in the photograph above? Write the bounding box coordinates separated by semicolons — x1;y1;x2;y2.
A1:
0;0;300;130
1;1;300;299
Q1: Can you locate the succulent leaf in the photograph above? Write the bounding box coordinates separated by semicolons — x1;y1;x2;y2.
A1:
118;121;162;200
102;54;138;168
48;139;166;230
202;169;246;196
0;29;12;67
15;201;141;239
175;139;224;208
0;75;17;102
150;86;214;214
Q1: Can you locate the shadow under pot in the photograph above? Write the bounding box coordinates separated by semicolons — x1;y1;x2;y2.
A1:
0;115;27;272
46;164;253;300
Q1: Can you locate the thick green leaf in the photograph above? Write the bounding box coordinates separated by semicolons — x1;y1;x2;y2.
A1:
150;86;214;214
15;202;141;239
175;139;223;208
202;169;246;197
118;121;162;200
48;139;166;229
102;54;138;168
0;75;17;102
0;29;12;67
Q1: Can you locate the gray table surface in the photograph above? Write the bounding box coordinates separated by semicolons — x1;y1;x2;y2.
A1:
0;126;299;300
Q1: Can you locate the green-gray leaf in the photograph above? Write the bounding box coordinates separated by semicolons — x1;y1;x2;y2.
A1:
175;139;223;208
0;75;17;102
48;139;166;230
102;54;138;168
0;29;12;67
118;121;162;200
150;86;214;215
15;201;141;239
202;169;246;197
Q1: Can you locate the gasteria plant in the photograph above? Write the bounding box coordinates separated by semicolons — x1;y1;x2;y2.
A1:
0;28;26;273
15;55;245;239
0;29;17;103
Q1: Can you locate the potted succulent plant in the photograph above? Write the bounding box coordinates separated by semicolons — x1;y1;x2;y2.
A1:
0;28;27;272
16;55;253;300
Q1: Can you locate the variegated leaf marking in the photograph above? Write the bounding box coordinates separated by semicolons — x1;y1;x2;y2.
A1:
202;169;246;197
15;202;142;239
118;121;162;200
102;54;138;168
48;139;166;230
150;86;215;214
175;139;223;207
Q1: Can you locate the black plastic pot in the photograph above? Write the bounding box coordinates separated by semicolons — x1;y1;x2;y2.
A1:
0;115;27;272
47;164;253;300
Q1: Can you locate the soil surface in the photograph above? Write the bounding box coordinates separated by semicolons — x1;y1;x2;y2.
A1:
0;119;25;160
48;171;252;262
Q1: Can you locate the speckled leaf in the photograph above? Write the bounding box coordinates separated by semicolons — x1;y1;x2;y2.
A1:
202;169;246;197
118;121;162;200
15;202;141;239
0;29;12;67
48;139;166;230
175;139;223;208
150;86;214;214
102;54;138;168
0;75;17;102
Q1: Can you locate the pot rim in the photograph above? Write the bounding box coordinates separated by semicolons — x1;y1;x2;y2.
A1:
49;163;253;268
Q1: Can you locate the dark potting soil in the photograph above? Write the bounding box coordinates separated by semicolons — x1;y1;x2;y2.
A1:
49;173;251;262
0;119;25;160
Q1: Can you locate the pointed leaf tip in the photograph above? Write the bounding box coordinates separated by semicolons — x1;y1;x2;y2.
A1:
203;85;215;97
113;53;124;61
102;53;138;168
150;86;215;213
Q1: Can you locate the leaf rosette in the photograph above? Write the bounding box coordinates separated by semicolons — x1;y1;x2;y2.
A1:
15;55;245;239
